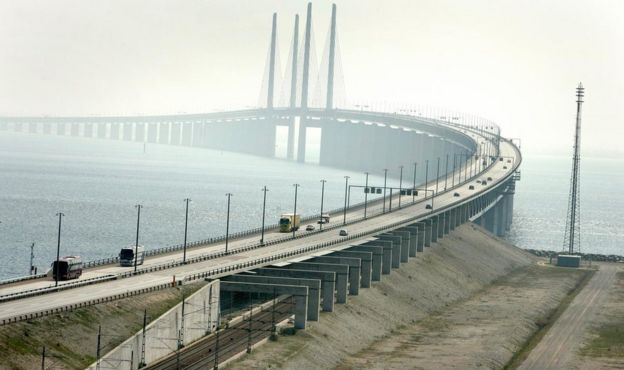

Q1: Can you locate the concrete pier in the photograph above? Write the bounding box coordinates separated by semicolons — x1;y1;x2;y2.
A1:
377;234;402;268
220;281;308;329
310;256;361;296
348;245;383;282
224;274;320;321
398;226;419;257
330;250;373;288
255;268;335;313
390;230;411;262
285;262;349;304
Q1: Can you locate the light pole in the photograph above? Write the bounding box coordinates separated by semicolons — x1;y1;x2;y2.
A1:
364;172;369;219
412;162;417;203
54;212;64;287
444;154;449;190
134;204;142;273
424;160;429;200
343;176;349;225
382;169;388;213
452;154;457;187
260;187;268;245
464;151;469;182
435;157;440;195
182;198;191;264
319;180;326;230
225;193;232;253
292;184;300;238
398;165;403;208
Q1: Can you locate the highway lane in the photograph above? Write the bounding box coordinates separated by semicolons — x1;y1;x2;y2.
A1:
0;130;489;295
0;138;518;321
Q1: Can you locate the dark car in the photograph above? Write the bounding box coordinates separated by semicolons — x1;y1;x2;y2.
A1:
469;185;475;190
453;192;460;197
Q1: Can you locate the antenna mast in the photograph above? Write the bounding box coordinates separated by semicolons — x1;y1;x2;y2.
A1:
563;83;584;254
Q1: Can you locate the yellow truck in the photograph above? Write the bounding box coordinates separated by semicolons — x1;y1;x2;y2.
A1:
279;213;301;232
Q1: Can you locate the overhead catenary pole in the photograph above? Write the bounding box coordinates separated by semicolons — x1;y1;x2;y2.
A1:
267;13;277;109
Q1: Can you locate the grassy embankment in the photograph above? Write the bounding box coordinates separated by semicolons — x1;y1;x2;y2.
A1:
0;282;204;370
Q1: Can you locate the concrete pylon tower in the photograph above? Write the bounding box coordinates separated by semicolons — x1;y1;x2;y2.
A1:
287;14;299;161
300;2;313;110
266;13;278;109
563;83;584;254
326;4;337;110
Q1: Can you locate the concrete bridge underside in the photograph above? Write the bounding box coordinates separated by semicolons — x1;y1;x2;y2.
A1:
0;109;476;180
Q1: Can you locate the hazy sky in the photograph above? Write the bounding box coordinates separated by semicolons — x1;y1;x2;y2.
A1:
0;0;622;157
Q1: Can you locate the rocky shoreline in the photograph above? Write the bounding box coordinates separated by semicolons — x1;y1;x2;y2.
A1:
525;249;624;263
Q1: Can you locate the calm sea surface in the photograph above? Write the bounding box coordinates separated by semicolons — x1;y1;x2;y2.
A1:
1;132;622;280
0;132;396;280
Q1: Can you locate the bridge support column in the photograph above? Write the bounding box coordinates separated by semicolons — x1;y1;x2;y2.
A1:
70;123;79;136
362;240;393;275
147;123;157;143
170;123;181;145
348;246;382;283
330;251;373;288
311;256;361;296
83;123;93;138
220;282;308;329
424;219;433;247
255;268;335;313
377;234;402;268
181;123;192;146
286;262;349;304
135;123;146;142
398;226;418;257
390;231;410;263
507;193;515;229
430;217;438;243
123;123;133;141
159;122;170;144
444;211;451;234
224;275;320;321
296;118;307;163
415;223;425;252
97;123;106;139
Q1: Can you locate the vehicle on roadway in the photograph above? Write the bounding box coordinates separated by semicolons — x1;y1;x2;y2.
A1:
454;192;460;197
425;204;433;209
469;185;475;190
119;245;145;267
306;224;315;231
279;213;301;232
339;229;348;236
51;256;83;281
317;213;330;224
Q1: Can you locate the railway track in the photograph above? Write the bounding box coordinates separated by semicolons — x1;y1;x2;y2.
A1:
145;299;295;370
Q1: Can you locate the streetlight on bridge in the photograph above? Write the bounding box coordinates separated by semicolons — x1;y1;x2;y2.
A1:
292;184;300;239
182;198;191;264
319;180;327;231
412;162;418;203
134;204;143;273
225;193;233;253
424;160;429;200
54;212;64;287
343;176;350;225
398;165;404;208
364;172;369;219
260;186;268;245
382;169;388;213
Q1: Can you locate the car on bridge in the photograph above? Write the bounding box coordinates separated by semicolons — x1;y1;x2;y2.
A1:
454;192;460;197
469;185;475;190
306;225;315;231
339;229;348;236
